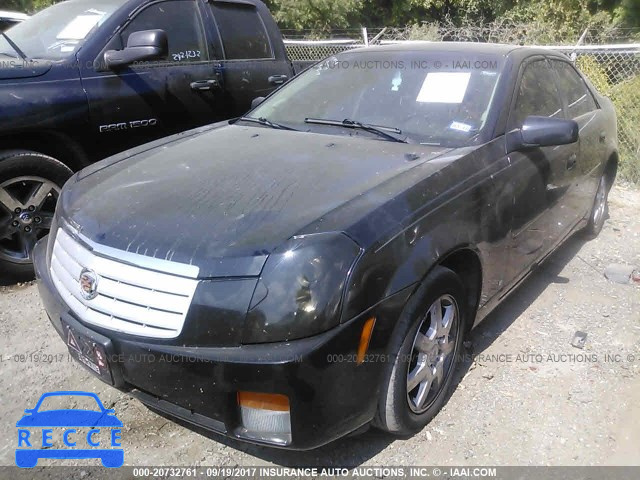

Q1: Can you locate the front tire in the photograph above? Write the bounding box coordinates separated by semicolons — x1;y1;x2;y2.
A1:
0;150;73;282
375;266;467;435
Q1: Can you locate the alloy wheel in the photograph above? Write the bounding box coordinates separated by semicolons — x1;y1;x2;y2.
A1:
0;176;59;264
592;177;607;227
406;294;460;414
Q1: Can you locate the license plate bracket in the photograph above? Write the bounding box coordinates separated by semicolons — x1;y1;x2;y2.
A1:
61;315;122;387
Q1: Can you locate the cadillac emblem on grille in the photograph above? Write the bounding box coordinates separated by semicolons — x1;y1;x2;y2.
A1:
79;268;99;300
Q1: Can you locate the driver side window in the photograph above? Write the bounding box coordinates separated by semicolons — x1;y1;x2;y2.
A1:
510;60;563;128
120;0;208;63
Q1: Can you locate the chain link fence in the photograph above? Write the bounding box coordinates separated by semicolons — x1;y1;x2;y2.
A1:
284;28;640;183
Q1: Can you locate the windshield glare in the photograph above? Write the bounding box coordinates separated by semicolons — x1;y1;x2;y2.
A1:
0;0;126;60
251;51;503;146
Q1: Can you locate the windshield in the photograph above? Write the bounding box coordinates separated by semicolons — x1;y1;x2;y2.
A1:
0;0;126;61
250;50;504;147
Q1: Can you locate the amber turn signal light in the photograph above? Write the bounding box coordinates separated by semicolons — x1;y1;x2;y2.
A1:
237;391;290;412
357;317;376;365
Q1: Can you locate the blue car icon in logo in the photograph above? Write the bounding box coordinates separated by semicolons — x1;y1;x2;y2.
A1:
16;391;123;468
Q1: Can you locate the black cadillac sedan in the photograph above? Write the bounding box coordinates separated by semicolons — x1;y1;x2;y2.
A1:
33;43;617;449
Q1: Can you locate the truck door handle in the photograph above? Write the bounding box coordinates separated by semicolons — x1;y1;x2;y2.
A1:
567;154;577;170
268;75;288;85
190;79;220;91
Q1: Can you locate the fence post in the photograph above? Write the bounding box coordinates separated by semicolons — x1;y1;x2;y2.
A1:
362;27;369;47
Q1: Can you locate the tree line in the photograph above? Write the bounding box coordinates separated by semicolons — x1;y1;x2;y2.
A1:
4;0;639;38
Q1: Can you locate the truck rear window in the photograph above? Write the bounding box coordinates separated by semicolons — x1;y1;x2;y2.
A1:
210;3;272;60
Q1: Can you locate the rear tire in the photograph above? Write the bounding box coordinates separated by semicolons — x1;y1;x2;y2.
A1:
374;266;468;435
583;174;609;239
0;150;73;283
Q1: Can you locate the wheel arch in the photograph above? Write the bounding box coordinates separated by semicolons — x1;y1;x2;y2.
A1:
436;247;483;332
0;131;90;172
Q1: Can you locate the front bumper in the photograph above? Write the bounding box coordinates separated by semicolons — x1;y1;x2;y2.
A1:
33;238;397;450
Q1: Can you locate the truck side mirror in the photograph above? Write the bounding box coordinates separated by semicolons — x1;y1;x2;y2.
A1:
251;97;266;109
103;29;168;69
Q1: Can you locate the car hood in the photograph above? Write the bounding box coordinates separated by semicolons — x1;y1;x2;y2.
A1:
60;125;450;278
16;410;122;427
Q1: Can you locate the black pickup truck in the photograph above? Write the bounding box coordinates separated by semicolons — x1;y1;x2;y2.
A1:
0;0;307;279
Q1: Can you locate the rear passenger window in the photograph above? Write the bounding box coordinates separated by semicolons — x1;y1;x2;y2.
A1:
551;60;597;118
510;60;563;127
121;0;208;63
210;3;272;60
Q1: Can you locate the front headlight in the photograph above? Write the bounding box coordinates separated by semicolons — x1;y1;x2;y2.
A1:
243;232;361;343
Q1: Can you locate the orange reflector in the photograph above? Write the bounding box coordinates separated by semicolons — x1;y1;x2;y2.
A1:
237;391;290;412
357;317;376;365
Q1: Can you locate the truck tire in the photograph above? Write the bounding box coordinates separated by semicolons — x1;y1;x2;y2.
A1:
0;150;73;283
374;266;467;435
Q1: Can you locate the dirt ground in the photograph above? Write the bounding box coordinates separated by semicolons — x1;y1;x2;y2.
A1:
0;185;639;468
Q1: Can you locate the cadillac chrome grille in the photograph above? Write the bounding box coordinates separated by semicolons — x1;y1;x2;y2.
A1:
49;228;198;339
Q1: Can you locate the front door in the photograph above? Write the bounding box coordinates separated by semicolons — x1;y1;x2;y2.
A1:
550;59;606;223
504;58;578;282
80;0;225;159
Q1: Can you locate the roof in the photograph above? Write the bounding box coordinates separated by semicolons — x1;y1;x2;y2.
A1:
0;10;29;21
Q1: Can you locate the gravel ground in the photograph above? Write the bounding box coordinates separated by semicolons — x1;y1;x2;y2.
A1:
0;184;639;468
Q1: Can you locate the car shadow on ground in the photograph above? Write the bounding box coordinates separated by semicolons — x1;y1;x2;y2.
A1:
151;233;591;467
0;273;23;286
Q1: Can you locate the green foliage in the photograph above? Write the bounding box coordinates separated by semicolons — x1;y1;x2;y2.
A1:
610;75;640;183
578;57;640;183
275;0;638;31
273;0;364;32
504;0;614;41
404;22;442;41
614;0;640;27
577;56;612;93
3;0;60;14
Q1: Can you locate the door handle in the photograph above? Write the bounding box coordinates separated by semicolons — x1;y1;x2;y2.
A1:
566;154;577;170
268;75;288;85
190;79;220;91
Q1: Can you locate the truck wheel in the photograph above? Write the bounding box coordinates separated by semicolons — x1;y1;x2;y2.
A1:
0;151;73;282
374;266;467;435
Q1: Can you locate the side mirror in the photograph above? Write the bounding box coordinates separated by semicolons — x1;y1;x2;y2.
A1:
104;29;168;69
251;97;266;109
507;115;579;152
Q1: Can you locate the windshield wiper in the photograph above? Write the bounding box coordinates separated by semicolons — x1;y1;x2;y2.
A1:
305;118;407;143
238;116;297;131
0;32;29;62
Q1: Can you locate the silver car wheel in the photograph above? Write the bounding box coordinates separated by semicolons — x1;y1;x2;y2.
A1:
406;294;460;414
592;176;607;227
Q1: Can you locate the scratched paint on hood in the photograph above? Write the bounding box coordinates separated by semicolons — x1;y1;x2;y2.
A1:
60;125;449;277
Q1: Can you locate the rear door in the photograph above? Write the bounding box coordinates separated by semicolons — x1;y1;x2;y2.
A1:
81;0;226;158
204;0;293;117
549;58;605;222
504;58;578;280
